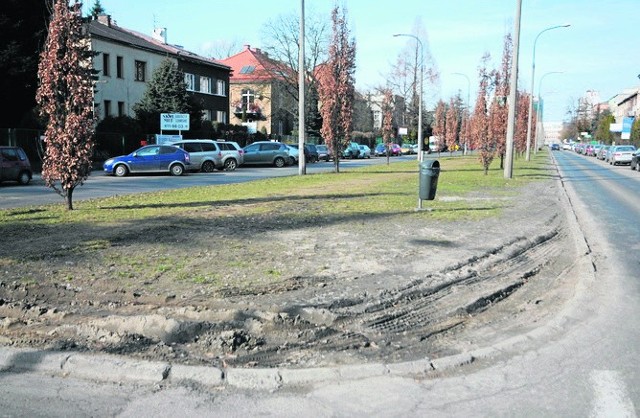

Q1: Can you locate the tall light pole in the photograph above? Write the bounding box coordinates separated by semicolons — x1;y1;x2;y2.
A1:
525;23;570;161
394;33;424;162
298;0;306;175
452;72;470;154
535;71;563;150
504;0;522;179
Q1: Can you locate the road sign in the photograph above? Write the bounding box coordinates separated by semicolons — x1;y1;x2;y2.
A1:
160;113;189;131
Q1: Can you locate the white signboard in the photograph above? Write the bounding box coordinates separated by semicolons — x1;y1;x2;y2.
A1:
161;113;190;131
398;127;408;135
155;134;182;145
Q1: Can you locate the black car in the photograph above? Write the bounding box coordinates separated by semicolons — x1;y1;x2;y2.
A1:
631;150;640;171
550;143;560;151
288;143;319;163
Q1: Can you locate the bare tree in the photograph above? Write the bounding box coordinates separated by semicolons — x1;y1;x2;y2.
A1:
318;6;356;173
36;0;95;210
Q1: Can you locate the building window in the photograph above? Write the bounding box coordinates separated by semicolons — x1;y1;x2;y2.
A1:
116;56;123;78
104;100;111;118
202;109;211;120
216;110;227;123
184;73;195;91
134;60;146;81
216;79;226;96
102;53;110;76
200;76;211;94
241;89;255;110
117;101;125;117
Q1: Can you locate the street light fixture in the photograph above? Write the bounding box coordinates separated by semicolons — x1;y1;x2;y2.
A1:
393;33;424;162
535;71;564;150
525;23;570;161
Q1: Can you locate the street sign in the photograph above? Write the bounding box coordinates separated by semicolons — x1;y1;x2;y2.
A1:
160;113;189;131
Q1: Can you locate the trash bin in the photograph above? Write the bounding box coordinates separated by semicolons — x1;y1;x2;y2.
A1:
419;159;440;200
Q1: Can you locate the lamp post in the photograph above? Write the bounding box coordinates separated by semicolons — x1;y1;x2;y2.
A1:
535;71;563;151
452;72;470;154
525;24;570;161
504;0;522;179
297;0;306;175
394;33;423;162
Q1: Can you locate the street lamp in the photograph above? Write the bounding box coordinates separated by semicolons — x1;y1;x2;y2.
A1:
535;71;563;150
525;24;570;161
452;72;470;154
393;33;423;162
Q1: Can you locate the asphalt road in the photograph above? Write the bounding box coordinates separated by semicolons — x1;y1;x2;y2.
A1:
0;150;638;416
0;155;418;209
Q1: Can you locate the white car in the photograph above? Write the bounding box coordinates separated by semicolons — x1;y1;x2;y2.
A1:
609;145;636;166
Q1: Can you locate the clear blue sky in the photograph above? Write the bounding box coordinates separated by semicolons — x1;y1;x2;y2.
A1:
90;0;640;123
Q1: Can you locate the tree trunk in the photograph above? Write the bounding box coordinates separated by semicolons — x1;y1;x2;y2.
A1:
65;187;74;210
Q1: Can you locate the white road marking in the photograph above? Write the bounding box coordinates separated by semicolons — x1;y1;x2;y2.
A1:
590;370;636;418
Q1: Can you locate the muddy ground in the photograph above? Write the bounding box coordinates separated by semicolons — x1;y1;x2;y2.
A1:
0;177;579;369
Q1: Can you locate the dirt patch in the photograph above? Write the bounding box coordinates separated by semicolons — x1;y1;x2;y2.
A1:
0;179;578;369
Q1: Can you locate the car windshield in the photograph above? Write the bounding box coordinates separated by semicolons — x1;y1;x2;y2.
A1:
617;146;635;151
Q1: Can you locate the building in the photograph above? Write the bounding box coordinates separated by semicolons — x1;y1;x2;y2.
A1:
89;15;231;125
218;45;296;136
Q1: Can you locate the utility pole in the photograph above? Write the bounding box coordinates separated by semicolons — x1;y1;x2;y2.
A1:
298;0;306;175
504;0;522;179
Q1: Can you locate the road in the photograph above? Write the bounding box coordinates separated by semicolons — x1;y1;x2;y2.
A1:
0;150;638;416
0;155;416;209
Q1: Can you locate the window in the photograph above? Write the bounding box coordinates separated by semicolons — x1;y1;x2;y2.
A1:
241;89;255;110
117;101;125;117
102;53;110;76
134;60;146;81
116;56;123;78
216;79;226;96
200;76;211;94
104;100;111;118
216;110;227;123
202;109;211;120
239;65;255;74
184;73;195;91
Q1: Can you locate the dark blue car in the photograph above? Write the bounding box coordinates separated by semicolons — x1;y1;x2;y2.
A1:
103;145;191;177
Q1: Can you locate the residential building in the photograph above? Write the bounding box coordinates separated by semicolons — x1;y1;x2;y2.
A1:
89;15;231;126
218;45;296;136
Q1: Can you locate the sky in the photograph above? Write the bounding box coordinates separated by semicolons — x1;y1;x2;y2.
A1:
88;0;640;123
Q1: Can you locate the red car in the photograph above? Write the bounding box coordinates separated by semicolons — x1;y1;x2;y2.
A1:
390;144;402;156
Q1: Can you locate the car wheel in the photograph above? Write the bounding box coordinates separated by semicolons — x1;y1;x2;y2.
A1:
114;164;128;177
201;160;215;173
170;164;184;176
274;157;286;168
17;171;31;185
224;158;237;171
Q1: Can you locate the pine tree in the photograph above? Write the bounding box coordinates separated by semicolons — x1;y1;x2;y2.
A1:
36;0;96;210
90;0;105;18
133;58;203;135
318;6;356;173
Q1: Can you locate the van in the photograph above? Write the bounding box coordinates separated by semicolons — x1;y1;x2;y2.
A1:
0;146;33;185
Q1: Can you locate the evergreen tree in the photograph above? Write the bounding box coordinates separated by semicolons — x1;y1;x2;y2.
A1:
36;0;96;210
133;59;203;135
89;0;105;18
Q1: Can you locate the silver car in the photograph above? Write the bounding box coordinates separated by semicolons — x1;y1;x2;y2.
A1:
242;141;290;167
609;145;636;166
215;140;244;171
172;140;222;173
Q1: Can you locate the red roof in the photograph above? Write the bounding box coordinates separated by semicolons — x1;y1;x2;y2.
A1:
219;45;288;82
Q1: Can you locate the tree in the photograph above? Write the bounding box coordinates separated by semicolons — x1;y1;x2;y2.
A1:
515;92;531;154
471;53;493;175
89;0;105;18
594;111;615;144
133;58;203;135
489;33;512;169
381;89;394;164
36;0;95;210
318;6;356;173
432;100;446;154
445;97;459;155
630;118;640;147
0;0;52;128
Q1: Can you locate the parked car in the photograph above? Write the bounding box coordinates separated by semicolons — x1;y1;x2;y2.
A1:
285;145;299;165
550;143;560;151
103;145;191;177
171;140;222;173
342;142;361;159
358;145;371;159
590;144;603;157
0;146;32;185
215;140;244;171
562;142;573;151
374;143;387;157
596;145;609;160
631;150;640;171
242;141;290;167
609;145;636;166
316;144;330;161
400;143;414;154
390;143;402;156
288;143;319;163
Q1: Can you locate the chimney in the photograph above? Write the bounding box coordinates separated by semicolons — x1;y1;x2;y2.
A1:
152;27;168;44
97;14;112;27
244;44;251;50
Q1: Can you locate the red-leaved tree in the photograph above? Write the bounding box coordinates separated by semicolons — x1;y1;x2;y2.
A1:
515;91;532;155
381;88;394;164
36;0;95;210
445;97;459;155
489;33;512;168
471;53;494;175
318;6;356;173
432;100;446;154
